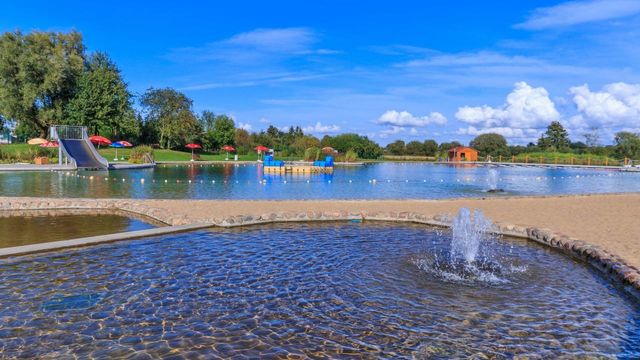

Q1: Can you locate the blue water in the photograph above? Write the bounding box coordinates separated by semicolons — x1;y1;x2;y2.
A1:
0;163;638;199
1;223;638;358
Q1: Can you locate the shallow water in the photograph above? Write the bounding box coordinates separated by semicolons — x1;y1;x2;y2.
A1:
0;163;639;199
0;223;638;358
0;211;157;247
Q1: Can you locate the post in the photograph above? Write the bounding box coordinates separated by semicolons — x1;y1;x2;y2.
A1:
605;157;608;166
588;156;591;166
499;155;502;163
525;155;528;163
58;146;62;165
512;155;515;163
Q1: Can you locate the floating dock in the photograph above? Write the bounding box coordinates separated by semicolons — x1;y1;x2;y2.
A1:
263;165;333;174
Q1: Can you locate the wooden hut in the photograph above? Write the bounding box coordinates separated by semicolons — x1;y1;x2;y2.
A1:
447;146;478;162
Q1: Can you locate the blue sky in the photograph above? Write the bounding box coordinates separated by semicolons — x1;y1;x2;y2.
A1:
2;0;640;145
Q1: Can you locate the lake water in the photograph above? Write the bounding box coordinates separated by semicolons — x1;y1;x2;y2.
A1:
0;163;638;199
0;223;637;358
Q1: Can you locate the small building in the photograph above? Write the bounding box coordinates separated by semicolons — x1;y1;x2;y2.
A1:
447;146;478;162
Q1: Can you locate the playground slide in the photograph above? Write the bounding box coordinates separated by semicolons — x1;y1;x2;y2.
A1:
59;139;109;169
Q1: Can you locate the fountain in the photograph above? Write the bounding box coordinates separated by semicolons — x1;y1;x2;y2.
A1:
412;208;522;283
486;168;504;193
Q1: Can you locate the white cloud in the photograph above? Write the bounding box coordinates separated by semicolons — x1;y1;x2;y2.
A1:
237;122;252;131
259;117;271;123
570;82;640;127
376;110;447;127
516;0;640;30
303;122;341;134
456;82;559;129
168;28;335;63
457;126;540;140
224;28;315;53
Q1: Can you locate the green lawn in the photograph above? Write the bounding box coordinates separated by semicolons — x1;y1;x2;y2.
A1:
97;148;266;162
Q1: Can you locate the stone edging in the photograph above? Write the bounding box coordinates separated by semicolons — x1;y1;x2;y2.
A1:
1;198;639;299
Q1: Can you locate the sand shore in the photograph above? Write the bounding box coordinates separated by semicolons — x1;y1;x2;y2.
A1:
2;193;640;269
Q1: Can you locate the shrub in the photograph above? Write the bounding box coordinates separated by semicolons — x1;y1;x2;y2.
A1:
129;145;154;164
344;149;358;162
304;147;321;161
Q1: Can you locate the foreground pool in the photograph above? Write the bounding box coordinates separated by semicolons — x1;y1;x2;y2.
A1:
1;163;639;199
0;211;158;248
0;223;638;358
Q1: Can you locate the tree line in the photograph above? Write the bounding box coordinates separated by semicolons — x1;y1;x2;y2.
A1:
0;30;383;158
385;121;640;160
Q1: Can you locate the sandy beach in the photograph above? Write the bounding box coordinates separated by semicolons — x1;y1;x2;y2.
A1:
3;193;639;268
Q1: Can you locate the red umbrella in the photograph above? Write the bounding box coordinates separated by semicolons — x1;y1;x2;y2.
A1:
221;145;235;160
39;140;59;148
255;145;268;153
89;135;111;149
185;143;202;161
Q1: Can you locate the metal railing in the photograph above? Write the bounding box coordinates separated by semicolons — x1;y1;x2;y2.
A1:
50;125;86;140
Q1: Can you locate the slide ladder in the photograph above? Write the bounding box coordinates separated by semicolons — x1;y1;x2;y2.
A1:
50;126;109;170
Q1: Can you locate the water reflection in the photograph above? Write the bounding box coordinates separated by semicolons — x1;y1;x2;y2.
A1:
0;163;638;199
0;210;158;247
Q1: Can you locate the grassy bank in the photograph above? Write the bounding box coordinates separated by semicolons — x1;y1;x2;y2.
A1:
0;143;628;166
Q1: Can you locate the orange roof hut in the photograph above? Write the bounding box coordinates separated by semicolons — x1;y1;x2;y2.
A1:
447;146;478;162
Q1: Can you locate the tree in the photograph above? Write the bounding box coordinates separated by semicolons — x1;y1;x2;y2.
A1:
65;52;139;139
199;111;236;151
386;140;406;155
212;115;236;149
0;30;85;136
405;140;426;155
423;139;438;156
538;121;570;151
291;135;320;154
328;133;383;159
614;131;640;159
469;133;508;157
584;128;600;148
438;141;461;153
140;88;199;149
234;128;251;154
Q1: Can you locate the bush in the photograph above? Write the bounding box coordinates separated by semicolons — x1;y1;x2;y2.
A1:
129;145;154;164
304;147;321;161
344;149;358;162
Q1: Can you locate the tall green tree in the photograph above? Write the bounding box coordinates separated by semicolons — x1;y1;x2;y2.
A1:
200;111;235;150
140;88;199;149
65;52;139;139
614;131;640;159
423;139;438;156
386;140;406;155
327;133;382;159
538;121;570;151
0;30;85;136
470;133;508;157
405;140;426;155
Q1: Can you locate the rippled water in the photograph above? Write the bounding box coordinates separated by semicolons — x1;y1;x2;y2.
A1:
1;163;639;199
0;223;638;358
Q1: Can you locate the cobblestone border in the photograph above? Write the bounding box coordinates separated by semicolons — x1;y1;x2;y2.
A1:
2;197;639;299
